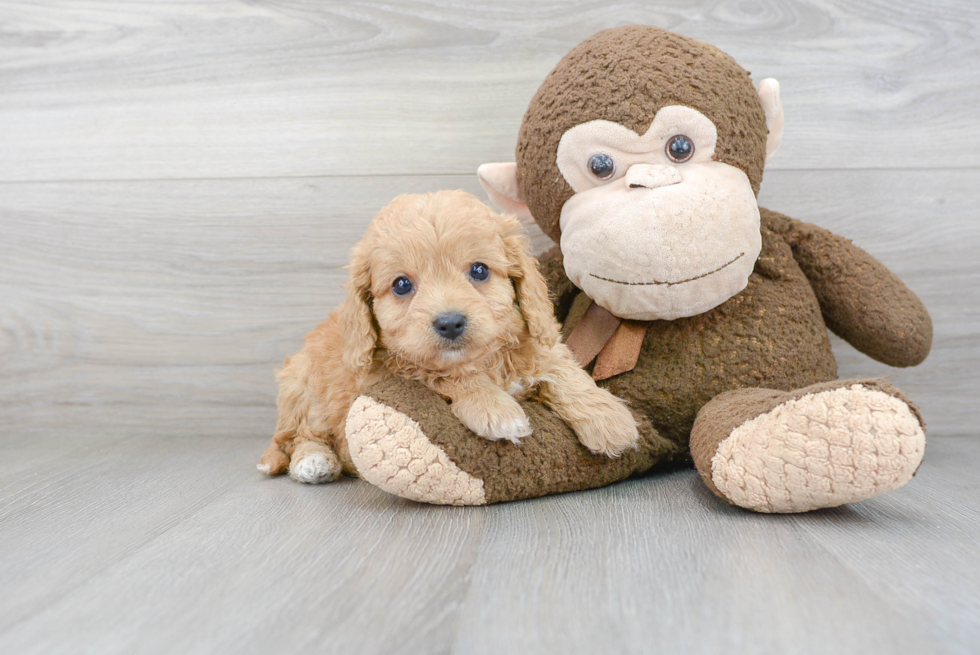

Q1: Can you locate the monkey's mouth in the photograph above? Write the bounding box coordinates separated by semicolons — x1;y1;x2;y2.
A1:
589;252;745;287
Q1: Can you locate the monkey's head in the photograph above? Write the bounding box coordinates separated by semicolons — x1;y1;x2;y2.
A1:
479;26;785;321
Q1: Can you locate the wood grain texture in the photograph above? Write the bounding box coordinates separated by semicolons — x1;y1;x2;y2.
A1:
1;170;974;437
0;434;246;633
0;433;976;654
789;443;980;650
0;0;978;181
1;3;977;654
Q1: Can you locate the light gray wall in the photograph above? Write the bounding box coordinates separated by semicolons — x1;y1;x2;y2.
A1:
1;0;977;439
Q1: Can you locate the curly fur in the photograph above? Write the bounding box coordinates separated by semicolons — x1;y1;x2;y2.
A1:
258;190;638;483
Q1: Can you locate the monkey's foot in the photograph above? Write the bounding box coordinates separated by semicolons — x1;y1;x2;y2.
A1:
346;376;676;505
691;379;926;513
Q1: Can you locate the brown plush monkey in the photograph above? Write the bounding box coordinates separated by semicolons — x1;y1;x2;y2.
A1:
342;26;933;512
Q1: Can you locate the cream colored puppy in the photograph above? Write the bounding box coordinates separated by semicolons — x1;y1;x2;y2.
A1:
258;190;638;484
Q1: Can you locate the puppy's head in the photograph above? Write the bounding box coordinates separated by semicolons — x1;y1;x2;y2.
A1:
338;190;559;376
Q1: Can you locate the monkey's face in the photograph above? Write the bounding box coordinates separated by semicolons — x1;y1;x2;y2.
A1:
555;106;762;321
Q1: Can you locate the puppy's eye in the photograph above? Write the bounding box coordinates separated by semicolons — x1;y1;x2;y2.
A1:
392;276;414;296
666;135;694;163
469;262;490;282
588;153;616;179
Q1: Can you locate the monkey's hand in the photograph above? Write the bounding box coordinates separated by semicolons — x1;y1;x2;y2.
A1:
767;209;932;367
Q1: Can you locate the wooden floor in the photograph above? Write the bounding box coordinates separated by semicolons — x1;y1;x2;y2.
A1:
2;1;979;653
0;434;977;654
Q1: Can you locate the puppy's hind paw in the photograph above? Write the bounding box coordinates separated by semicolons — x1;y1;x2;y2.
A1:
289;451;342;484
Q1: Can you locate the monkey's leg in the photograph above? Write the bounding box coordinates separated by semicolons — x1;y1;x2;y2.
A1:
690;379;926;513
344;376;679;505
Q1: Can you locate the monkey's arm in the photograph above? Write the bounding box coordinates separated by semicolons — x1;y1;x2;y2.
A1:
538;246;580;323
765;209;932;367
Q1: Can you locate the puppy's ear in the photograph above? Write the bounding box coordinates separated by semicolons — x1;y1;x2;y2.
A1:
502;215;560;349
338;240;378;377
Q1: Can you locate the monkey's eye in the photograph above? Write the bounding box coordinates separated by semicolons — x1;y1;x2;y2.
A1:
392;276;414;296
666;135;695;163
469;262;490;282
588;153;616;179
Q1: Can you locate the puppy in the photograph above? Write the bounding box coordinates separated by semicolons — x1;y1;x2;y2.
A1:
258;190;639;484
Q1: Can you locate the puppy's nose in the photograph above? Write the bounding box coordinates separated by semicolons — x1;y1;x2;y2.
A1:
433;312;467;341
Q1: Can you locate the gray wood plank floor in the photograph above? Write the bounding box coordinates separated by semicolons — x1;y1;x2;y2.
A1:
0;434;977;655
1;1;978;653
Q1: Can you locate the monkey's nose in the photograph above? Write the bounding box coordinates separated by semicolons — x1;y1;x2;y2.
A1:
625;164;682;190
433;312;467;341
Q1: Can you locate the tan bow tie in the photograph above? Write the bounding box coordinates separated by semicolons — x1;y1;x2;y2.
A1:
564;301;649;381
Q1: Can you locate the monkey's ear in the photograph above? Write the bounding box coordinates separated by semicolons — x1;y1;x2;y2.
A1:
757;78;784;164
478;162;557;256
478;163;533;222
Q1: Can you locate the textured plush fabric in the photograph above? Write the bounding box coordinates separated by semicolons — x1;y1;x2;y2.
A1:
348;205;932;505
576;208;839;449
346;396;486;505
690;387;786;501
539;246;579;324
765;210;933;367
691;379;926;512
517;25;769;242
343;26;933;510
361;375;679;504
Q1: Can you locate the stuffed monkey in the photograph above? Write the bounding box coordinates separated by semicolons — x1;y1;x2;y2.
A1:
342;26;932;512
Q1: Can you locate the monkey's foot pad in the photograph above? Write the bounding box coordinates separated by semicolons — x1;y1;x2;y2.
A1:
711;384;926;513
346;396;487;505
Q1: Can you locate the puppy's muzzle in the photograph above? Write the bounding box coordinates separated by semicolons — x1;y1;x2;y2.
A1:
433;312;467;341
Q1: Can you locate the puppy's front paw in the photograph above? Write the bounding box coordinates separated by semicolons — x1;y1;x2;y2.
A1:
453;395;532;444
571;393;640;458
486;413;533;443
